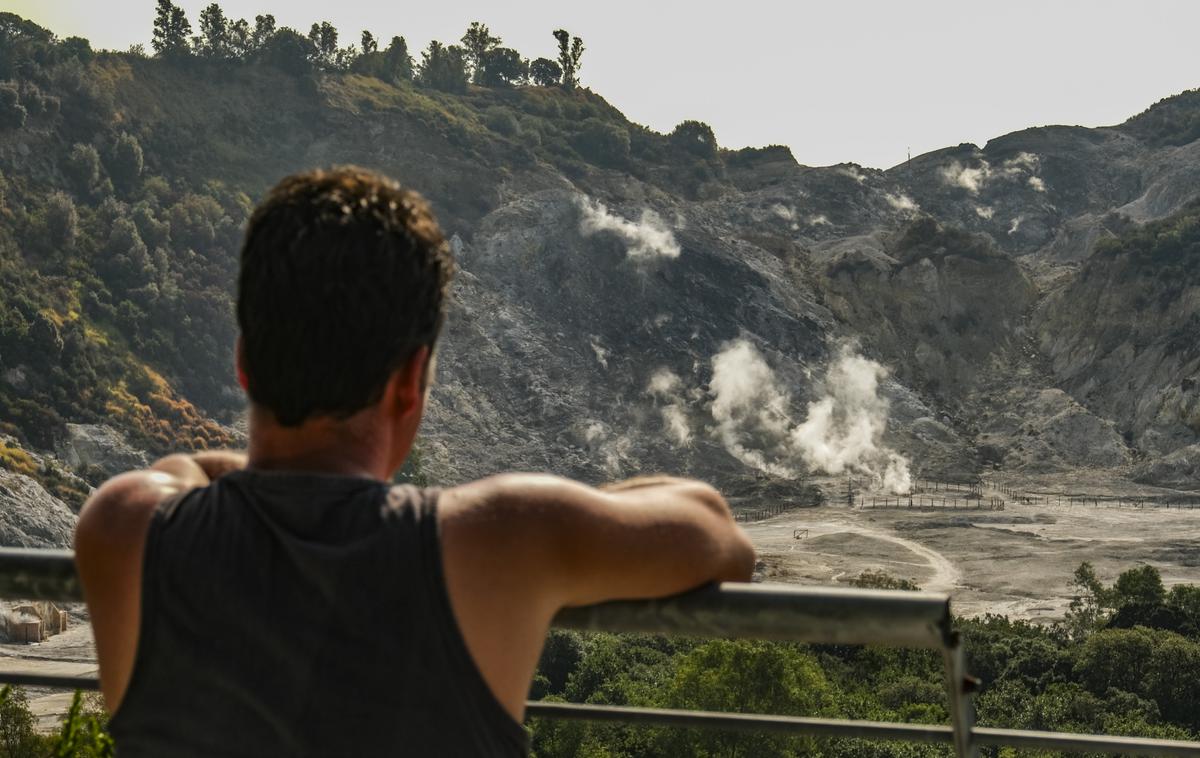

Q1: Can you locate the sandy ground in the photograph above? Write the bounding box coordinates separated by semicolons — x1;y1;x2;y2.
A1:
751;472;1200;619
0;621;98;731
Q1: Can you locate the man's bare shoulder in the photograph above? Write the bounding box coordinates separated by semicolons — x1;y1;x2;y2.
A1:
436;473;606;542
74;470;190;556
439;473;585;513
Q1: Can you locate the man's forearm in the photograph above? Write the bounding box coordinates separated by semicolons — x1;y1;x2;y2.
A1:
599;475;692;493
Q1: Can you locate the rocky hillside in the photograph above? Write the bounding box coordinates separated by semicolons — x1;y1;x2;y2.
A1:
3;12;1200;522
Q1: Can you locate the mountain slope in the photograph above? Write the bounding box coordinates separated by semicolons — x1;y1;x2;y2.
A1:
3;16;1200;500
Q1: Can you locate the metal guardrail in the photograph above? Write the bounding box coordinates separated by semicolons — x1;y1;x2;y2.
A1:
2;548;1199;757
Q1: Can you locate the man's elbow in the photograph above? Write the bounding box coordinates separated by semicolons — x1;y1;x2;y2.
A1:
719;527;757;583
686;483;755;582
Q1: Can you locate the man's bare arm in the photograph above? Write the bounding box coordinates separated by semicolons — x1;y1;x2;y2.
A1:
444;473;755;609
436;473;754;720
74;449;242;713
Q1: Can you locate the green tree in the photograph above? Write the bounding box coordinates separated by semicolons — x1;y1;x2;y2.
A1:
478;47;527;87
108;132;144;194
529;57;561;87
250;14;276;51
572;118;630;167
0;686;40;758
383;36;414;82
151;0;192;58
1065;561;1111;637
40;191;78;251
553;29;584;91
460;22;500;85
258;27;314;75
1168;584;1200;635
307;21;339;70
195;3;230;59
227;18;252;59
360;30;377;55
671;120;719;159
1075;627;1156;696
1113;565;1167;608
64;143;102;196
657;640;835;757
0;84;26;130
417;41;468;93
60;36;94;63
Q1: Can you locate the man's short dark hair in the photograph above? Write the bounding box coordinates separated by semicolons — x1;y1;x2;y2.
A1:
237;166;454;427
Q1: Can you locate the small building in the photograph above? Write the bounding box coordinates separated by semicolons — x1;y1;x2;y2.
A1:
2;601;67;643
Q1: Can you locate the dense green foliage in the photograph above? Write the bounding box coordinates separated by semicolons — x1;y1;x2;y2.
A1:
144;1;584;92
1121;89;1200;147
3;566;1194;755
0;687;112;757
527;565;1200;757
0;9;732;476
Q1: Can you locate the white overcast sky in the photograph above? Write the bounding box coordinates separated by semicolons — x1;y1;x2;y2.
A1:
10;1;1200;169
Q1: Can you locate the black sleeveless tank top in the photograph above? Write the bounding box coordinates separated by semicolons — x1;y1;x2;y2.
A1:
108;469;529;757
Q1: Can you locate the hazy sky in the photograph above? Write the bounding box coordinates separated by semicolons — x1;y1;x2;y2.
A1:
11;1;1200;168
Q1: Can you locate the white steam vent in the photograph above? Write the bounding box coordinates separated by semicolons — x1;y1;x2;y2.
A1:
577;196;681;260
708;340;912;493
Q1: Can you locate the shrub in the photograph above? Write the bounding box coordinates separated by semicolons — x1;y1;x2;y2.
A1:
571;118;629;167
108;132;145;193
64;143;102;196
483;106;520;137
0;83;26;130
258;27;314;76
41;191;78;250
417;41;468;93
670;119;718;158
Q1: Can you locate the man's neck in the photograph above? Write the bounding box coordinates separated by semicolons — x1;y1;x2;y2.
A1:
245;406;394;481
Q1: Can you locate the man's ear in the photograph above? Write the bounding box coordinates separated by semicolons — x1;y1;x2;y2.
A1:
235;337;250;393
388;346;431;414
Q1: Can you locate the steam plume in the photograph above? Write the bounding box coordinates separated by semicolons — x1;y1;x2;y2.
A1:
708;340;912;492
578;197;681;260
646;369;693;446
939;152;1043;196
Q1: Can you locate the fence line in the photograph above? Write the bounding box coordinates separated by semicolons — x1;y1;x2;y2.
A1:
861;496;1004;511
732;475;1200;523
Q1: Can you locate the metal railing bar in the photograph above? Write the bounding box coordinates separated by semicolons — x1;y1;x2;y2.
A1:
0;673;99;691
526;703;1200;757
0;549;954;649
971;726;1200;757
0;548;80;603
553;582;953;648
0;679;1195;757
525;701;955;743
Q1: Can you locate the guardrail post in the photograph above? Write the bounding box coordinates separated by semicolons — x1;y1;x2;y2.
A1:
943;632;979;758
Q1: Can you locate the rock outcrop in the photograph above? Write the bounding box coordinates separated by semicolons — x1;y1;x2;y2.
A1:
0;470;76;549
54;424;150;480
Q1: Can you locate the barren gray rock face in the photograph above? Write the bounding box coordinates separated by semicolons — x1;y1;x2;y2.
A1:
0;470;76;549
54;424;150;480
6;72;1200;495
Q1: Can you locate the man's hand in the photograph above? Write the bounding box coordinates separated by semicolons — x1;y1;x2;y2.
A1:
147;450;247;489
